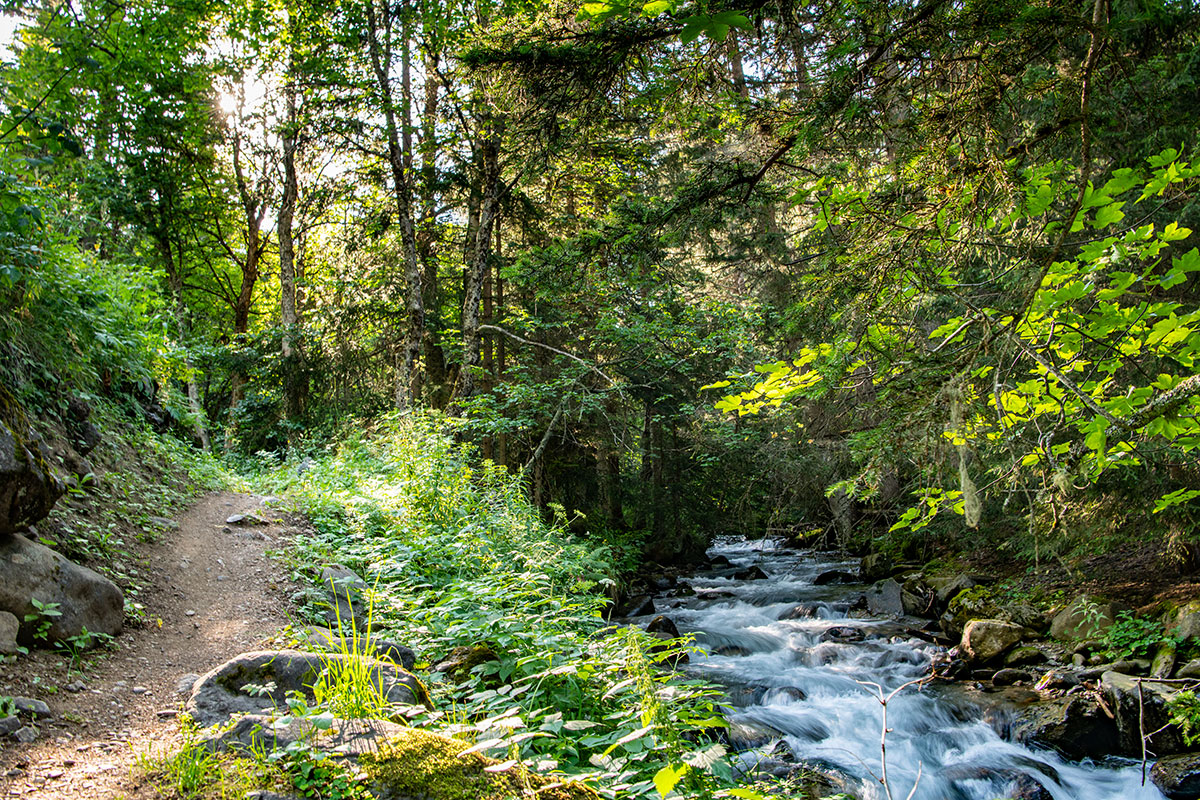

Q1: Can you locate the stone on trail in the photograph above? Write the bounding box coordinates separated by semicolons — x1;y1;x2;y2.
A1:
176;673;202;696
0;533;123;644
225;512;268;526
0;717;20;736
186;650;427;729
11;725;37;743
0;610;18;655
13;697;50;718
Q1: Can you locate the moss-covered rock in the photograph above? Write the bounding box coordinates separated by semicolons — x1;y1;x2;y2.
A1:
434;644;500;683
361;728;599;800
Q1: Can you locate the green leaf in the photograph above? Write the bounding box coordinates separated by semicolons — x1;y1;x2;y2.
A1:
1154;489;1200;514
653;764;687;798
1092;202;1125;229
1164;222;1193;242
641;0;672;16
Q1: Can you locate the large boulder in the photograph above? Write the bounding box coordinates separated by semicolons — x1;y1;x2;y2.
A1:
942;586;1043;639
866;578;930;618
0;533;123;644
1100;671;1188;757
0;395;64;538
1169;601;1200;641
1151;753;1200;799
1013;695;1120;760
1049;595;1123;640
186;650;428;729
960;619;1025;663
859;553;894;583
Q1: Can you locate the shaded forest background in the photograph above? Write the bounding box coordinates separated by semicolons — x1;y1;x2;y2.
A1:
2;0;1199;569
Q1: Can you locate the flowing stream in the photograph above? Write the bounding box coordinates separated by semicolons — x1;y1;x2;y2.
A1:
640;538;1166;800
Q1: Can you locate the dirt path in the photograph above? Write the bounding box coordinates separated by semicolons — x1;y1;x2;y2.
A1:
0;491;299;799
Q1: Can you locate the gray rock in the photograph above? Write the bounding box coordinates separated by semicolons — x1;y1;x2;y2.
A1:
1110;658;1151;676
865;578;928;617
961;619;1025;663
1169;600;1200;641
1049;595;1123;640
0;716;20;736
813;570;857;586
11;725;37;743
1155;641;1179;679
928;573;980;605
176;673;202;695
1004;646;1047;667
727;718;784;750
0;533;123;644
644;615;680;638
992;668;1033;687
1013;695;1120;759
733;566;768;581
1177;659;1200;680
0;610;18;655
859;553;894;583
0;401;65;537
319;565;369;628
200;713;408;758
298;626;416;671
147;516;179;530
617;594;655;617
13;697;50;718
1101;671;1188;756
186;650;426;729
778;603;820;620
1151;753;1200;799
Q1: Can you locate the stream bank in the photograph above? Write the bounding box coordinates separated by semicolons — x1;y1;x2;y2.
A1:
626;537;1192;800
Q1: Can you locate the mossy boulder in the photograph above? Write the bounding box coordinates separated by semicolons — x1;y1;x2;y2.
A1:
1168;600;1200;641
942;586;1043;638
1049;595;1124;640
434;644;500;683
361;728;600;800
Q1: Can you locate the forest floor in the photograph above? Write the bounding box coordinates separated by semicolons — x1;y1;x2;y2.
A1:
0;491;300;800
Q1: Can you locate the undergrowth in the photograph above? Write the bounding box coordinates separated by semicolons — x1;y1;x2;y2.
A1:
250;411;733;799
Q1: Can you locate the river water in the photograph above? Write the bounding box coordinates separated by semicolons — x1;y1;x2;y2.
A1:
642;538;1165;800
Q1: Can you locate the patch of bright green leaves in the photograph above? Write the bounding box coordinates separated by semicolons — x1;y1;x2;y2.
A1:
253;413;732;799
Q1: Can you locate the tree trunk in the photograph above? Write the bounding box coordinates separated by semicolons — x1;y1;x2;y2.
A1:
365;0;424;408
227;124;265;452
278;39;303;422
457;114;503;402
157;232;210;451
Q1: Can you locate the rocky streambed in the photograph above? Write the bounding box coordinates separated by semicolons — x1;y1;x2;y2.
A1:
622;538;1200;800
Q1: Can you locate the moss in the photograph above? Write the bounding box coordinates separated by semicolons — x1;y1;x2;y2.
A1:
360;728;599;800
438;644;500;683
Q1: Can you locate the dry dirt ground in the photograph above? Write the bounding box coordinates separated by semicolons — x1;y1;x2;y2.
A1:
0;491;300;799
